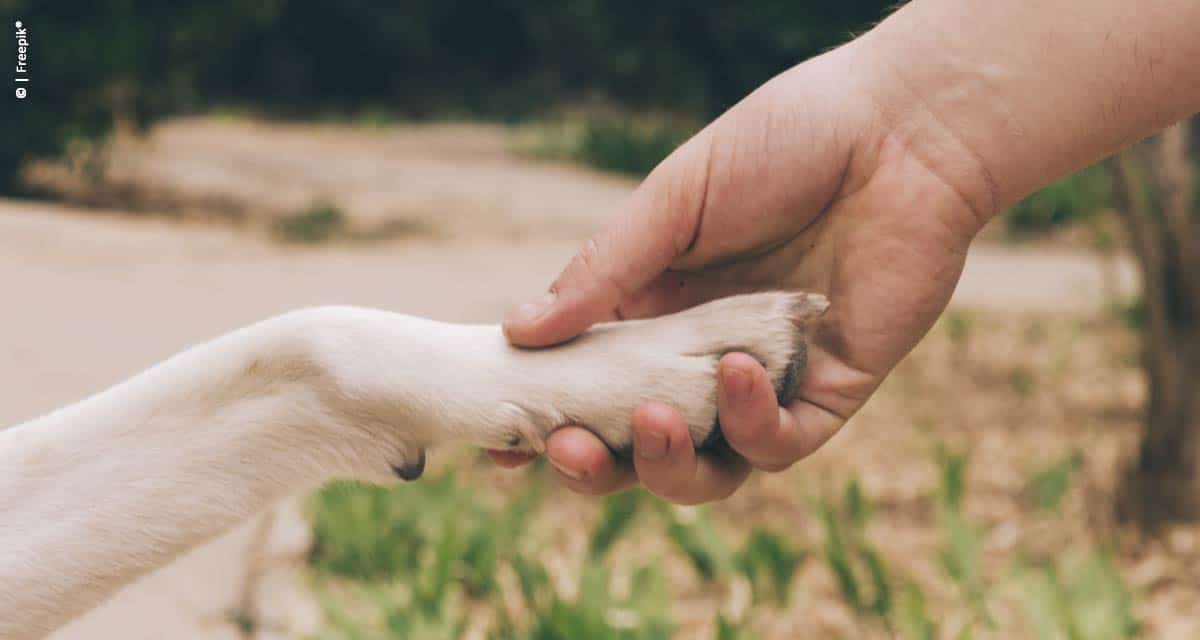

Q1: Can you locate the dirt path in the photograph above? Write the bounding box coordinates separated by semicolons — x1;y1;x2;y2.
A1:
24;118;633;240
0;118;1138;638
22;117;1139;317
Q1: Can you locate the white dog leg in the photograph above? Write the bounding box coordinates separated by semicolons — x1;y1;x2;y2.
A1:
0;291;825;638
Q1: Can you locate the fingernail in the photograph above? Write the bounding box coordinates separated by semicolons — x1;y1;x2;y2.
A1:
635;429;669;461
721;365;751;400
512;292;557;324
548;456;587;482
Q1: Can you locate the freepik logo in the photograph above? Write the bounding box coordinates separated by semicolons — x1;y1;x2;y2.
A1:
14;20;29;99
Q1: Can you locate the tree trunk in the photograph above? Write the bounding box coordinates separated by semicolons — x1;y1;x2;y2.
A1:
1112;119;1200;525
1119;328;1200;524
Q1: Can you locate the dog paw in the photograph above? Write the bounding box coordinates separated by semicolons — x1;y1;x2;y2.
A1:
493;291;828;456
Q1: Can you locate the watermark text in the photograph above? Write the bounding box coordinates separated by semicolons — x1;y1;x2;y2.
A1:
14;20;29;99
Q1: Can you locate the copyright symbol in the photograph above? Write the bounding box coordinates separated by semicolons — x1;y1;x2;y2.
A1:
15;87;26;99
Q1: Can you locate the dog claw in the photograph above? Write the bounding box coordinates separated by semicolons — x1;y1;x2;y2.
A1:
392;448;426;481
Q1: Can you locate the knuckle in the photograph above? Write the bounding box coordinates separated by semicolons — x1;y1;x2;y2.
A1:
575;238;603;275
569;236;630;301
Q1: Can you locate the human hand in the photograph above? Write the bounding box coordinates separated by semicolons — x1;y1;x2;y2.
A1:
490;38;995;503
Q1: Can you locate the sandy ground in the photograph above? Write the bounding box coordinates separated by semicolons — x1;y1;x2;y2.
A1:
0;118;1141;638
22;118;634;241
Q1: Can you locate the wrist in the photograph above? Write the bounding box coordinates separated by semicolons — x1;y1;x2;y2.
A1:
848;13;1008;229
855;0;1200;220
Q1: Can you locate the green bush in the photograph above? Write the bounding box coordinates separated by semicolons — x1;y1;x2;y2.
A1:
271;204;347;244
2;1;281;193
577;117;695;176
3;0;893;192
1005;164;1113;236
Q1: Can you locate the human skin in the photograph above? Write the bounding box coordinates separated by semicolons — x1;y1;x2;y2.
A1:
493;0;1200;503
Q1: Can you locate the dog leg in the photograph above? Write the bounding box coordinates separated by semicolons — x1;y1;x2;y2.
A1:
0;291;825;638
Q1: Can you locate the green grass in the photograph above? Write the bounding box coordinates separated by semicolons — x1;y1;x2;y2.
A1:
736;530;806;606
271;202;432;244
307;441;1139;640
1012;551;1138;640
514;112;697;177
272;203;347;244
1027;450;1085;512
817;479;893;630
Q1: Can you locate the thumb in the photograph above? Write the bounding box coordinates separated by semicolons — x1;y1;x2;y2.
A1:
503;132;713;347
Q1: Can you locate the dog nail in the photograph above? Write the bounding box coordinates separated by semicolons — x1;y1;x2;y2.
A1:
392;449;426;481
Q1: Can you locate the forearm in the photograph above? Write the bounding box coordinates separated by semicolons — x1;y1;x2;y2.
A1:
858;0;1200;217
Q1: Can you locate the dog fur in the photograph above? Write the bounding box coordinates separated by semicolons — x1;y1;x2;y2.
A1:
0;291;826;638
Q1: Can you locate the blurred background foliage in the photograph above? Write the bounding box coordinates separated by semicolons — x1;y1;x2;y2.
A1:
5;0;1178;236
308;444;1135;639
1;0;889;192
